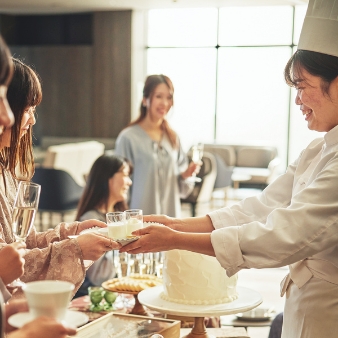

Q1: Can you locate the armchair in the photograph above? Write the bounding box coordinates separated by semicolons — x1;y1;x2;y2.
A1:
32;167;84;229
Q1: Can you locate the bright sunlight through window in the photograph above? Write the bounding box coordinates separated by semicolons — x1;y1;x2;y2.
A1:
147;5;309;171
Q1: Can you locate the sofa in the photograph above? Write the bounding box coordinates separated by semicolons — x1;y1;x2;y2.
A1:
203;144;281;189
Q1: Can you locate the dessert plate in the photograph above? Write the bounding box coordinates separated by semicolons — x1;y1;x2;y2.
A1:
68;227;108;239
80;226;107;235
236;307;275;321
8;310;89;328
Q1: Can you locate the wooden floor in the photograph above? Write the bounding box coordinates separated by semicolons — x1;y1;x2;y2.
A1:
37;187;286;338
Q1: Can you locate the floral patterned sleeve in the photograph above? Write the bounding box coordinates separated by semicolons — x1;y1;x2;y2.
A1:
26;221;80;249
20;222;85;293
21;238;85;293
0;171;86;295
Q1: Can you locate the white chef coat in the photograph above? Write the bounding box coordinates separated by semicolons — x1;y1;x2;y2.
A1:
209;125;338;338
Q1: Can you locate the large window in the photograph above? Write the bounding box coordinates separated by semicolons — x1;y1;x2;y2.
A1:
147;5;312;171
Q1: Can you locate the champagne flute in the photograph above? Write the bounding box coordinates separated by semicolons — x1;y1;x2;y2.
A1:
192;143;204;164
189;143;204;182
9;181;41;287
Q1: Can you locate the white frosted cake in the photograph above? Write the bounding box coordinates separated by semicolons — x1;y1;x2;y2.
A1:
160;249;238;305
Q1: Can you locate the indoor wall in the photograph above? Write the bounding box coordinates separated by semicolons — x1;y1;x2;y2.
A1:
1;11;132;144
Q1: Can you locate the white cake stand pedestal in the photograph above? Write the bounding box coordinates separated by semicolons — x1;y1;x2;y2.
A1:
138;286;262;338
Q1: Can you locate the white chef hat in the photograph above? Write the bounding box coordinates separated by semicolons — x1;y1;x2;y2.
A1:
298;0;338;57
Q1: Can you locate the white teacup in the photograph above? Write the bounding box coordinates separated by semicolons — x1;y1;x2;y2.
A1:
22;280;74;321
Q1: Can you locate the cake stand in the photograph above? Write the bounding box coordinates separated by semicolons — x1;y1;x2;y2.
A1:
138;286;262;338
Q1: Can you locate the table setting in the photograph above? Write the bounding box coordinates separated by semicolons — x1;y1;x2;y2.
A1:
7;203;257;338
8;280;89;329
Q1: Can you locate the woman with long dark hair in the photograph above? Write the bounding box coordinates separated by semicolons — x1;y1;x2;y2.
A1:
74;154;132;297
115;74;199;217
0;58;119;296
76;154;132;221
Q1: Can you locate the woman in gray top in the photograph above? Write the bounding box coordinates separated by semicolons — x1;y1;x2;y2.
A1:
74;154;132;297
115;75;199;217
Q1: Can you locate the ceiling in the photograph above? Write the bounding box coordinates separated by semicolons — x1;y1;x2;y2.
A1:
0;0;309;15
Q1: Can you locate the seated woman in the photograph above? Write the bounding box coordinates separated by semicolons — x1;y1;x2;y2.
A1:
0;36;76;338
74;154;132;297
0;58;119;296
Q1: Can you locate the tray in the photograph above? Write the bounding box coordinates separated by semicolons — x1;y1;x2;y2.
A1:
70;312;180;338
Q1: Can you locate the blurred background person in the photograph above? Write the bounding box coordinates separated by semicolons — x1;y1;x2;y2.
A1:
74;154;132;298
115;74;199;217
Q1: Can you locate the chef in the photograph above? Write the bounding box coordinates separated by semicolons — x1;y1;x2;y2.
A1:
122;1;338;337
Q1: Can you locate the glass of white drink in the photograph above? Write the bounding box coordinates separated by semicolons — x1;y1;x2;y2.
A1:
10;181;41;287
106;212;126;239
125;209;143;236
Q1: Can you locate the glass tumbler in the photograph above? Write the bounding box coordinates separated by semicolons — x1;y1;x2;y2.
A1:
106;211;126;239
125;209;143;236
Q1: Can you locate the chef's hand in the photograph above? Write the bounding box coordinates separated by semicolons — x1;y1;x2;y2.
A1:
119;224;177;254
144;215;182;231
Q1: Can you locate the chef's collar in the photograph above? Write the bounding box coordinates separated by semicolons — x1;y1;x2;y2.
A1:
323;124;338;147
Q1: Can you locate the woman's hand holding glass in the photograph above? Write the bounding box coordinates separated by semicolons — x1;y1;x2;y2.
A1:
9;181;40;287
181;161;201;180
185;143;203;182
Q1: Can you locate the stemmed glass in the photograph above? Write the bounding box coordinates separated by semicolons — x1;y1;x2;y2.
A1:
103;290;118;311
88;286;105;312
188;142;204;182
9;181;41;288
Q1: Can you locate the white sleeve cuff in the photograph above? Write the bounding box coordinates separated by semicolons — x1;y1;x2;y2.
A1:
210;226;244;277
208;208;237;229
